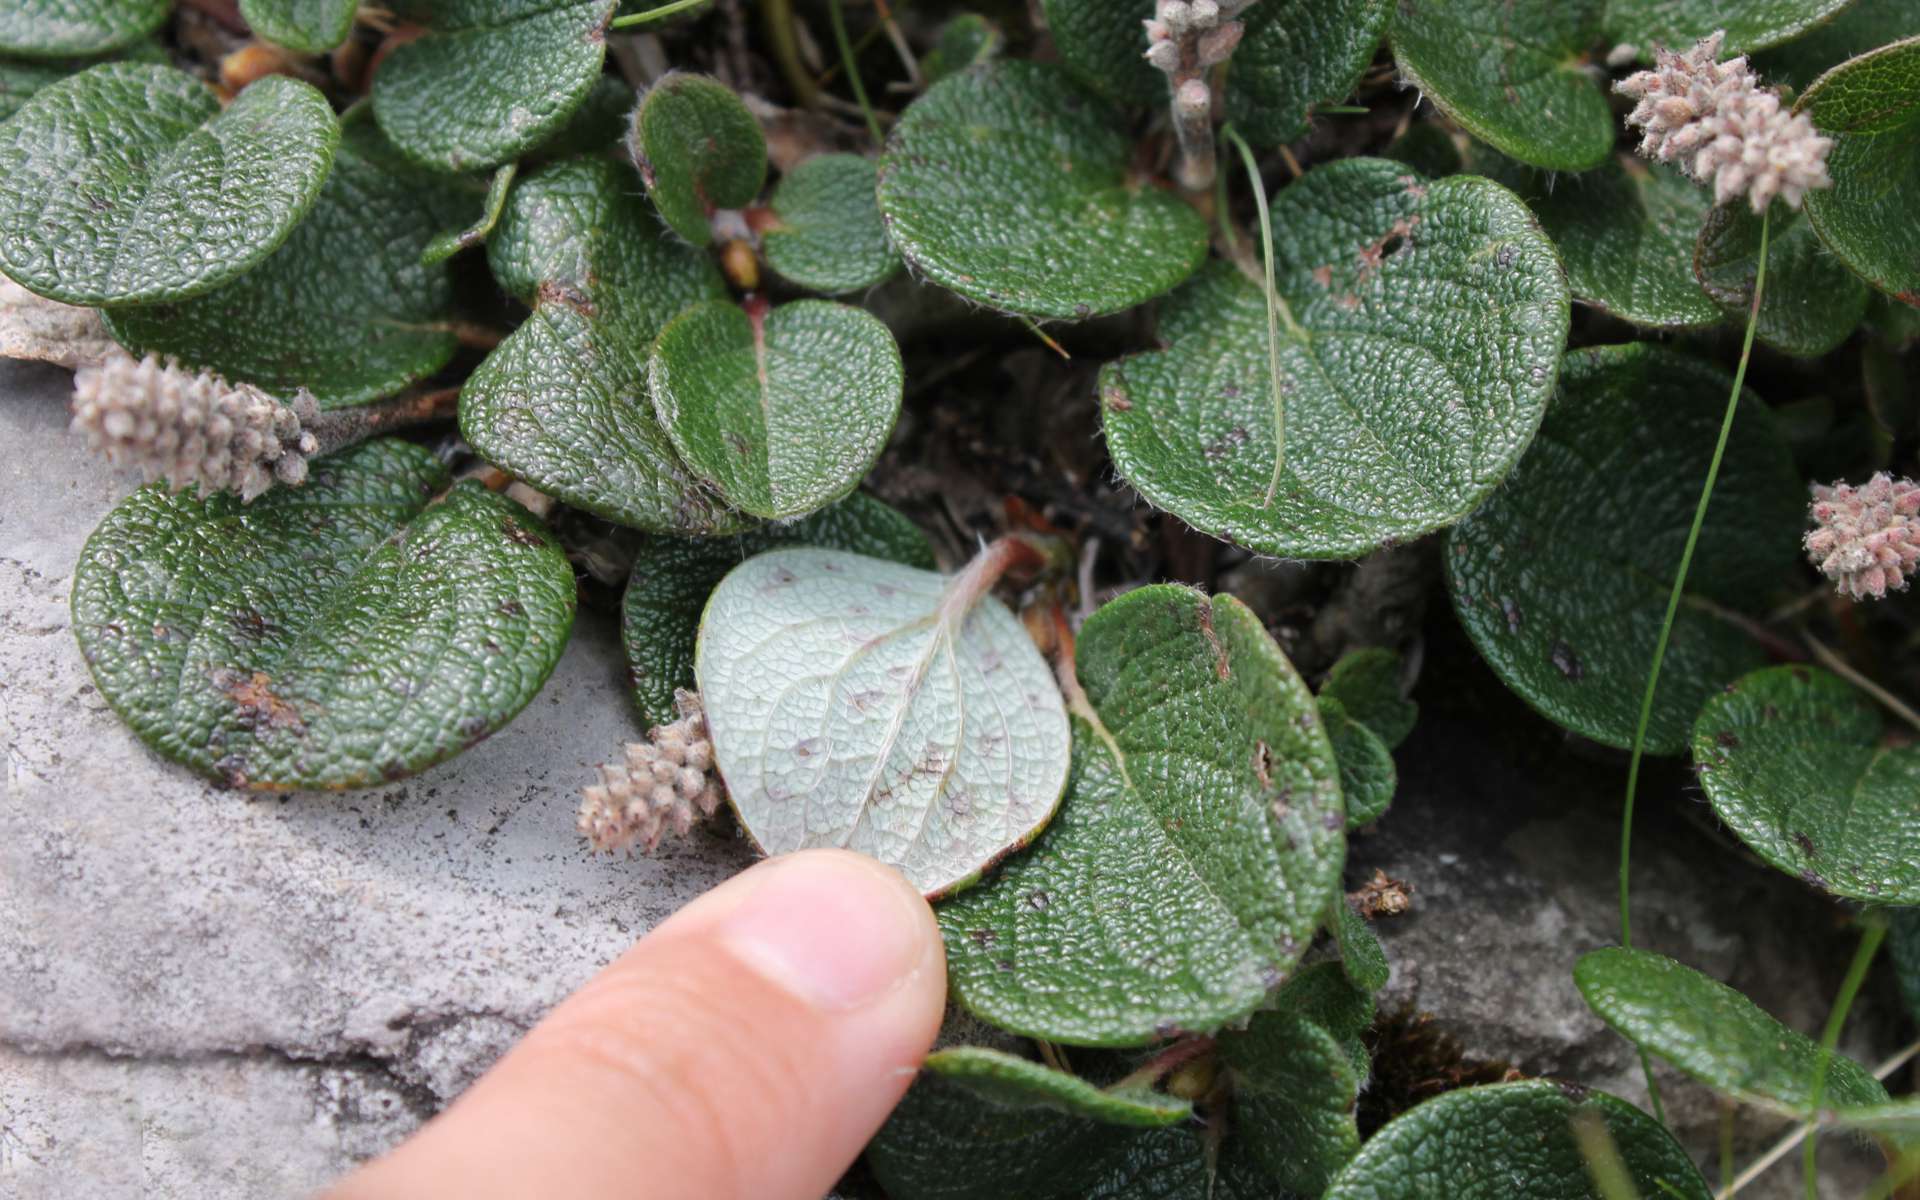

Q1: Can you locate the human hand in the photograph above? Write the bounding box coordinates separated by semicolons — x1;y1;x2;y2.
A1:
330;849;945;1200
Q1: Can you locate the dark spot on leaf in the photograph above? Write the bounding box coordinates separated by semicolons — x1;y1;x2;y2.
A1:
968;928;995;948
499;599;525;617
229;609;270;638
501;517;543;548
459;715;488;739
1550;641;1583;681
1253;740;1272;787
1553;1079;1591;1103
1763;704;1780;721
996;958;1016;972
1259;964;1285;988
1799;867;1828;890
1025;888;1051;911
1203;426;1249;464
1195;598;1230;680
535;280;595;316
214;754;249;789
213;668;305;734
1793;831;1817;858
382;759;407;781
1074;303;1090;317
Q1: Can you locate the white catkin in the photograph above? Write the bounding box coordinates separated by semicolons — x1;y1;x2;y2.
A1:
1805;473;1920;602
578;689;727;855
1615;30;1832;213
70;351;320;501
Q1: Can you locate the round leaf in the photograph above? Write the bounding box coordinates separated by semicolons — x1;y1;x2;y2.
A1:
1102;159;1569;559
1218;1012;1363;1195
1574;947;1890;1115
70;439;578;790
1692;665;1920;903
1039;0;1161;105
0;0;166;58
763;153;901;295
1606;0;1854;59
1322;1080;1711;1199
1320;696;1396;829
629;72;766;246
876;59;1210;320
939;586;1345;1046
649;298;903;520
1224;0;1389;147
921;1047;1193;1128
1696;202;1870;357
371;0;616;172
105;112;464;409
694;546;1072;898
1387;0;1612;171
0;64;338;306
1;37;171;121
921;13;1002;84
1799;36;1920;305
1445;343;1803;753
1320;646;1417;749
241;0;361;53
459;156;740;535
621;493;933;729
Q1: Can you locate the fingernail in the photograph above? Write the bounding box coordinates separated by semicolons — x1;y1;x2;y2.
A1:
716;851;933;1013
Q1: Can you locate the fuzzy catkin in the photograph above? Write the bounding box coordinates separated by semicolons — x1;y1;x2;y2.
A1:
1805;473;1920;602
1615;31;1832;214
71;351;320;501
579;689;726;855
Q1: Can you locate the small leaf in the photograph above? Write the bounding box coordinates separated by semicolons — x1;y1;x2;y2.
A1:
241;0;361;53
763;154;901;295
695;545;1071;898
1798;36;1920;305
1445;343;1803;753
649;298;903;520
621;493;932;729
1606;0;1854;59
1039;0;1161;105
1691;665;1920;903
1102;160;1569;559
1574;947;1890;1116
371;0;616;172
921;13;1002;84
1272;959;1377;1070
1330;899;1390;994
422;162;517;267
1753;0;1920;91
1323;1080;1711;1199
922;1047;1194;1128
459;156;740;534
70;439;578;790
1320;646;1416;749
105;111;465;409
1696;202;1870;357
1224;0;1389;147
876;60;1210;320
0;0;166;58
939;585;1344;1046
1387;0;1612;171
0;64;338;306
629;72;766;246
1320;696;1396;829
1218;1011;1363;1195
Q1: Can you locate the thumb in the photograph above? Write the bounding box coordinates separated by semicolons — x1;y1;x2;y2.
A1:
330;849;946;1200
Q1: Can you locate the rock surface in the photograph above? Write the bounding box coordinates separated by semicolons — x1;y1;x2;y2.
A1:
2;359;1908;1198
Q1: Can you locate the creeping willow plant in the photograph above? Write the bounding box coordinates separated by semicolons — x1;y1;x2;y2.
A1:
3;0;1918;1195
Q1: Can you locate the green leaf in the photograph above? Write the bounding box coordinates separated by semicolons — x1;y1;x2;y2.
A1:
1321;696;1396;829
695;546;1072;898
104;111;463;409
1387;0;1612;171
1322;1080;1711;1199
621;493;932;729
939;585;1344;1046
1320;646;1416;749
1799;36;1920;305
459;156;740;534
1039;0;1161;106
0;64;338;306
649;298;902;520
1574;947;1890;1117
0;0;166;58
1445;343;1803;753
1330;899;1391;993
1605;0;1854;59
1692;665;1920;903
1753;0;1920;91
868;1066;1210;1200
70;439;578;790
921;1047;1194;1128
629;72;766;246
525;71;633;158
422;162;517;267
1696;202;1870;357
1102;160;1569;559
1521;154;1722;330
1224;0;1389;147
241;0;361;53
921;13;1002;84
1218;1011;1363;1195
371;0;616;172
0;38;167;121
1272;959;1377;1066
876;59;1210;320
763;153;901;294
